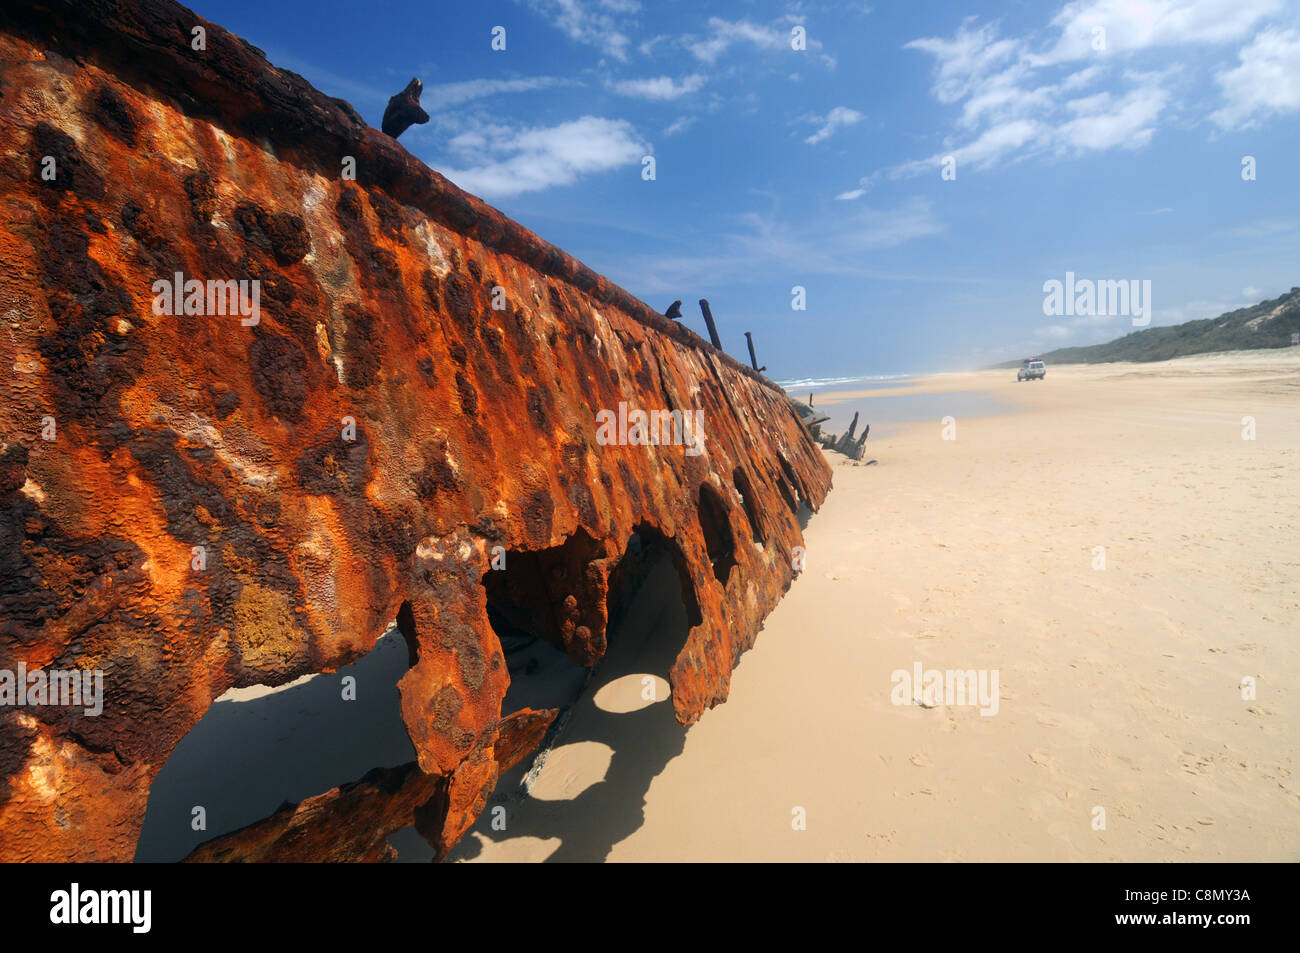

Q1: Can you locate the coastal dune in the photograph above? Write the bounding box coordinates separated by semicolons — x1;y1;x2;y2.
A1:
459;351;1300;861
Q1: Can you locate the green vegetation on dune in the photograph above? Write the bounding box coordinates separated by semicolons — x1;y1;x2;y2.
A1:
995;287;1300;367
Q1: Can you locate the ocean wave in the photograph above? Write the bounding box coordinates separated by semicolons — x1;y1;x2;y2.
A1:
775;373;912;390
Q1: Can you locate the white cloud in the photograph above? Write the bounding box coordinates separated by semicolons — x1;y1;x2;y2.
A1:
435;116;648;198
955;117;1046;165
664;116;696;135
882;118;1045;182
1061;65;1104;90
856;70;1168;192
1037;0;1283;64
1054;84;1169;152
874;0;1295;195
1228;218;1298;237
905;20;1021;104
624;198;944;293
639;33;671;55
424;77;576;108
839;199;945;251
688;17;792;63
609;74;706;100
957;63;1055;129
867;3;1238;193
1212;27;1300;128
836;188;866;201
523;0;640;61
805;106;865;144
1243;285;1262;297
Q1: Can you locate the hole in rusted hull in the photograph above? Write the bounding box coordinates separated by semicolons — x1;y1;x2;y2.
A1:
697;482;736;586
774;470;799;514
133;627;415;862
732;467;764;543
605;524;701;632
480;528;606;667
778;453;807;506
395;600;418;666
437;529;694;863
478;541;591;719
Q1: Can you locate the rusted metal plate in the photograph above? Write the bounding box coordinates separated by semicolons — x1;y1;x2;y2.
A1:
0;0;833;861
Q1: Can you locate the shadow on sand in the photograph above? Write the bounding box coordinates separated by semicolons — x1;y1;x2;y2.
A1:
136;539;697;863
133;630;416;862
431;545;693;863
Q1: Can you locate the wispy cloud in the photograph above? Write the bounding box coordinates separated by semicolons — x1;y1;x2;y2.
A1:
865;116;1044;187
904;21;1019;104
425;77;579;109
1055;83;1169;151
622;197;944;293
1034;0;1283;65
521;0;641;61
804;106;864;144
1227;218;1299;238
686;13;836;66
843;1;1295;197
688;17;790;63
609;74;706;100
639;33;671;56
433;116;648;198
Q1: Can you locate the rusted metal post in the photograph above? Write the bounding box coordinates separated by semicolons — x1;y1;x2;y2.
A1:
698;299;723;350
744;331;761;371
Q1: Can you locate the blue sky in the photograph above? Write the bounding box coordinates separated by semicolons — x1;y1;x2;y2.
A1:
196;0;1300;379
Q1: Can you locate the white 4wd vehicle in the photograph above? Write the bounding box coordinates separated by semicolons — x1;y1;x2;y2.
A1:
1018;360;1046;381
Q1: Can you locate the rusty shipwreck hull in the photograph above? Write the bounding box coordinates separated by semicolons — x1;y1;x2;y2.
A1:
0;0;832;861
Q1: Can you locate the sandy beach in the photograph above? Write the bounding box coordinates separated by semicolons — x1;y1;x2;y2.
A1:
452;350;1300;862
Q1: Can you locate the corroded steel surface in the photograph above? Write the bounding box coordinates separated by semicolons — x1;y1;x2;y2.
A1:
0;0;833;861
